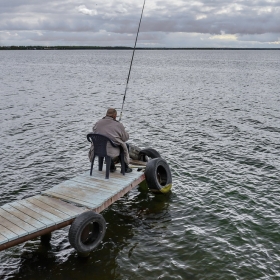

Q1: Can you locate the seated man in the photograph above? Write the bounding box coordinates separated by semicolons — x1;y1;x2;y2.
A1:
91;108;132;173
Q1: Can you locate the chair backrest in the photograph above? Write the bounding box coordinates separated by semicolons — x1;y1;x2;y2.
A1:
87;133;118;157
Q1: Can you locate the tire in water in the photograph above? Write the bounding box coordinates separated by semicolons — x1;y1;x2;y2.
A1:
138;148;161;161
144;158;172;193
69;211;106;255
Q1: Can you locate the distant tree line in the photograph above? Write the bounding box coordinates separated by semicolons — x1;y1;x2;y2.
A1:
0;46;279;50
0;46;133;50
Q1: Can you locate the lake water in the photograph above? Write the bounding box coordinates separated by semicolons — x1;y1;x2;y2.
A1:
0;49;280;280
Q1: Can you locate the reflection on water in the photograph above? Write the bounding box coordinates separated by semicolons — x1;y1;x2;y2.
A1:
0;50;280;280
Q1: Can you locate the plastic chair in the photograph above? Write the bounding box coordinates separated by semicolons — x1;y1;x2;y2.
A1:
87;133;125;179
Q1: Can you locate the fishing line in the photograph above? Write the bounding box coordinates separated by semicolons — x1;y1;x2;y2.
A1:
119;0;146;121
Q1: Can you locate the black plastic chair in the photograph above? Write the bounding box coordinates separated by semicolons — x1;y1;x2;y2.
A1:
87;133;125;179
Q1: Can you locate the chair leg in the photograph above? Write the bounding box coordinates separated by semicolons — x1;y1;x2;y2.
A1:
105;157;111;179
90;156;95;176
120;152;125;175
98;157;104;171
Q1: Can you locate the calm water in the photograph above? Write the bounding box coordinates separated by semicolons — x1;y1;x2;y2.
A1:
0;50;280;280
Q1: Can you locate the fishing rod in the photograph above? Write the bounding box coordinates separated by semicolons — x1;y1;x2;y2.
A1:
119;0;146;121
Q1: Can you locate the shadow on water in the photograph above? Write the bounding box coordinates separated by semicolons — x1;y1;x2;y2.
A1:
4;187;196;280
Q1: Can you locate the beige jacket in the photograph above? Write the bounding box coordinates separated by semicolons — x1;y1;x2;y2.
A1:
89;116;130;164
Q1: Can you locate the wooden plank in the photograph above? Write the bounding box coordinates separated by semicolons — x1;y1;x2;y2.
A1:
44;186;110;205
55;179;115;195
44;186;105;205
71;177;125;194
50;179;120;198
129;159;147;166
8;202;55;227
26;197;72;222
0;213;28;239
43;190;99;209
73;174;127;187
1;204;47;231
80;172;144;186
53;183;119;201
0;224;19;241
34;195;86;217
116;164;146;169
0;233;8;245
47;184;113;202
78;170;136;182
0;208;37;233
16;200;63;224
80;169;141;180
42;170;145;209
74;172;140;188
73;173;128;186
59;175;125;188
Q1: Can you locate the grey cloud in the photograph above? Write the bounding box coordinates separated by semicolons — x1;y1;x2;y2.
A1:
1;0;280;47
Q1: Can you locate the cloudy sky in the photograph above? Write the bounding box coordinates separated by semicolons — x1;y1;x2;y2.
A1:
0;0;280;48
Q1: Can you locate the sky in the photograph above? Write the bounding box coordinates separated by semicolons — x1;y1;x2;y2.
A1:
0;0;280;48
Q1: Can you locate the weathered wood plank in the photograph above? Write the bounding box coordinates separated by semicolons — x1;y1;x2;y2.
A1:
42;170;144;209
43;190;98;209
0;224;19;241
34;195;86;217
52;178;121;195
59;176;125;189
9;201;55;227
46;182;118;199
47;183;114;202
73;175;125;186
26;197;72;221
0;212;28;236
71;177;125;194
1;204;47;231
55;179;115;196
73;174;128;186
44;187;110;205
129;159;147;166
79;170;141;181
0;233;8;245
16;200;63;224
45;186;114;205
50;180;110;193
78;170;138;182
43;186;104;205
74;173;139;189
0;208;37;233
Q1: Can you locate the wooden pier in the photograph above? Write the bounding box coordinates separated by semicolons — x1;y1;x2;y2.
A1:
0;168;145;252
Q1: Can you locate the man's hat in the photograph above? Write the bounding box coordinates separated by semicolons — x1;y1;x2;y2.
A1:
106;108;117;117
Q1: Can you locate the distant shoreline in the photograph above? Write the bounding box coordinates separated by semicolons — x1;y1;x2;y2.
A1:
1;46;280;50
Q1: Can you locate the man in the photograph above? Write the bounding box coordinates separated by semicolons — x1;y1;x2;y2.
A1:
91;108;132;173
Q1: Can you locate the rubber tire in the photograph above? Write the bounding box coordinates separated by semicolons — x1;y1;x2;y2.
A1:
69;211;106;254
145;158;172;193
138;148;161;161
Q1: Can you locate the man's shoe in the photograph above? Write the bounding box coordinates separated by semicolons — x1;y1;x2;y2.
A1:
125;167;132;173
110;167;116;173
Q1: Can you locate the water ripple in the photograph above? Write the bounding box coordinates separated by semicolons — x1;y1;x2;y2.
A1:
0;50;280;280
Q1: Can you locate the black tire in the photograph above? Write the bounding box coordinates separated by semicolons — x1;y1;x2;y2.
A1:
69;211;106;254
145;158;172;193
139;148;161;161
